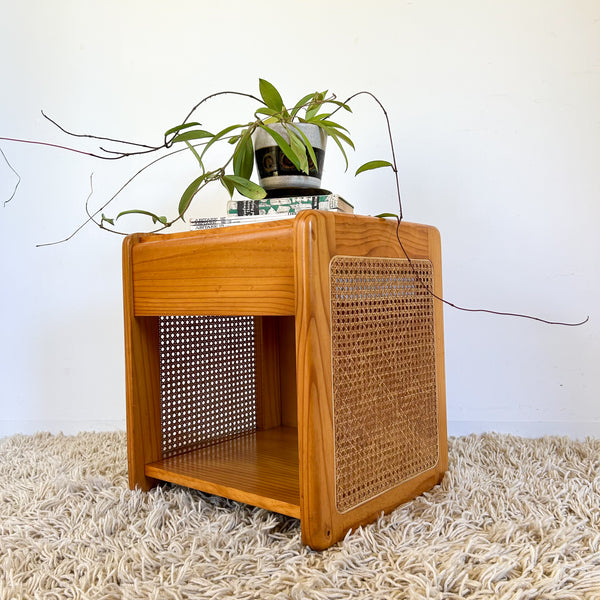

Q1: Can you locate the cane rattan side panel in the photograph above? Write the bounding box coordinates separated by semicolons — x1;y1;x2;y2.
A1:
330;256;439;513
159;315;257;458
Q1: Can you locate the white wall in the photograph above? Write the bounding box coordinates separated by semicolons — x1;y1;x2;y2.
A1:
1;0;598;438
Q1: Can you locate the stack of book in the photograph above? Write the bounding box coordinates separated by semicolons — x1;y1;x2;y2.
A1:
190;193;353;230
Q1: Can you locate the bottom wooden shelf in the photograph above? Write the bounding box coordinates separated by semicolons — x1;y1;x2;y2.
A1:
145;426;301;519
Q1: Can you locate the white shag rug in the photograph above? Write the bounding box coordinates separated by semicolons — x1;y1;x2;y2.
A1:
1;432;599;600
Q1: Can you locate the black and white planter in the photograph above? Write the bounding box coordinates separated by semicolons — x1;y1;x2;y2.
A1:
253;123;327;195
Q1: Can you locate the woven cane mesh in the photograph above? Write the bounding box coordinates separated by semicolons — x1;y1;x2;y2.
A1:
330;256;439;513
159;316;257;458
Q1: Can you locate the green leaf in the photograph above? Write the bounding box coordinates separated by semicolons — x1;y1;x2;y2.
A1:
233;135;254;180
255;107;279;117
257;123;302;171
320;124;355;150
222;175;267;200
355;160;394;176
171;129;214;143
259;79;284;112
326;131;350;171
305;104;321;121
315;119;351;134
304;92;327;119
302;112;332;123
335;130;355;149
289;124;318;174
375;212;400;219
164;122;201;137
178;173;208;217
326;100;352;112
100;213;114;226
220;175;236;198
288;129;309;174
115;209;168;225
199;123;245;161
183;140;204;169
290;92;317;119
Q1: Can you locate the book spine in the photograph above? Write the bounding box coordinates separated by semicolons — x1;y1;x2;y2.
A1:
227;194;353;216
190;213;294;230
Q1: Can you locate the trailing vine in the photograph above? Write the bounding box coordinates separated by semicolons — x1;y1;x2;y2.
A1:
0;79;587;326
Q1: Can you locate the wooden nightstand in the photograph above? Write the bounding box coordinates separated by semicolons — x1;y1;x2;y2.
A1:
123;210;447;550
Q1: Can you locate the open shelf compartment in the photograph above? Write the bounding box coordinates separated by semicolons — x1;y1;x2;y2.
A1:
145;426;300;518
146;313;300;518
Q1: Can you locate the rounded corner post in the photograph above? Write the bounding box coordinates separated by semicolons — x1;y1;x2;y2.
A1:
293;209;341;549
122;231;162;492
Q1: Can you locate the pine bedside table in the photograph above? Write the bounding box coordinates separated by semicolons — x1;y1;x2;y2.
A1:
123;210;447;550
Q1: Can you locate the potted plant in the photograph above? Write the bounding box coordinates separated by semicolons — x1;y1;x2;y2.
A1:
104;78;394;233
1;79;396;238
158;78;359;227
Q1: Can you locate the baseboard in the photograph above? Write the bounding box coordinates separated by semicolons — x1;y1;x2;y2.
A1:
0;420;126;437
2;419;598;440
447;420;600;440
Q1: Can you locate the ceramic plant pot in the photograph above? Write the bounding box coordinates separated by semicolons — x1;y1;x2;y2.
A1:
253;123;327;193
